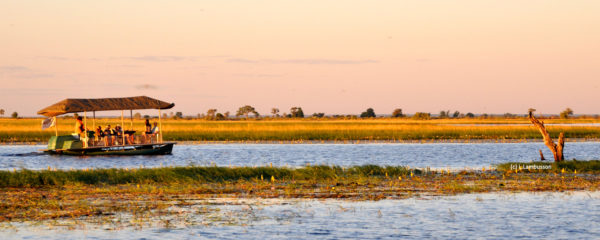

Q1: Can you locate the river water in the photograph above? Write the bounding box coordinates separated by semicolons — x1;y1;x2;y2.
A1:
1;142;600;170
2;191;599;239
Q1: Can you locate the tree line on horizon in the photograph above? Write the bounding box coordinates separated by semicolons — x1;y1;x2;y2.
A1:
0;106;584;120
154;106;583;121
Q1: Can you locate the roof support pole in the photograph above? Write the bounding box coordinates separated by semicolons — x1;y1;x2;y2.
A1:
158;109;163;143
54;117;58;136
130;110;133;130
121;110;126;146
84;111;88;148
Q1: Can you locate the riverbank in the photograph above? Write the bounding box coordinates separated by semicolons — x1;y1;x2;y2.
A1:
1;162;598;225
2;118;600;143
4;138;600;145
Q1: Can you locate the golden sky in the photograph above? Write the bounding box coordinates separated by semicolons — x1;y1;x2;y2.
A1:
1;0;599;116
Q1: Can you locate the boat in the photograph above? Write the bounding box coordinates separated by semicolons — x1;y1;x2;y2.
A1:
37;96;176;156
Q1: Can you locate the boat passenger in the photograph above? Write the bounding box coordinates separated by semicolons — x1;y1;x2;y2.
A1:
143;118;152;143
104;125;113;146
113;125;123;145
148;122;159;143
126;129;135;145
144;119;152;133
75;116;85;139
95;126;104;145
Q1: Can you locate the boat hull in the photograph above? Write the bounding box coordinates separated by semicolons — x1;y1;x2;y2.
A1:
46;142;175;156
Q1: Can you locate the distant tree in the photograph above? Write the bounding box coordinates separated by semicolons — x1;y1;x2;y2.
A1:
169;112;174;118
360;108;376;118
236;105;259;119
11;112;18;119
162;113;168;119
0;109;4;117
439;110;450;119
290;107;304;118
465;112;475;118
206;109;217;120
133;112;142;119
215;113;225;120
143;115;150;119
73;113;79;118
223;111;230;119
392;108;404;118
312;112;325;118
560;108;574;119
412;112;430;120
503;113;516;118
271;108;280;117
452;111;460;118
175;112;183;119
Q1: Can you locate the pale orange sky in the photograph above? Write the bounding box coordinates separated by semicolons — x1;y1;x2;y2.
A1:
1;0;599;117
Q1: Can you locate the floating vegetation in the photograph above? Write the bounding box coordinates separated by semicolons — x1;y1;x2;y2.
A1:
0;164;598;227
0;165;413;187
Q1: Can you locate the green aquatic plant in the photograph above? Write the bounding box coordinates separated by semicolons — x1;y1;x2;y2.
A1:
0;165;413;188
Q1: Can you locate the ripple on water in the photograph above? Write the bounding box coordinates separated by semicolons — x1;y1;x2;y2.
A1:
3;192;599;239
2;142;600;170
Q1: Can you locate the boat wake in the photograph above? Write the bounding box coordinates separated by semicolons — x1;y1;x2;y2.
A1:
0;152;47;157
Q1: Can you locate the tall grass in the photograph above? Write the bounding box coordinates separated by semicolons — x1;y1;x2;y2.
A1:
0;165;412;187
2;118;600;142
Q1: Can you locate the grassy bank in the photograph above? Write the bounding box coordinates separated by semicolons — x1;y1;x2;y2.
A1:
0;165;413;187
2;118;600;142
2;161;599;188
1;164;598;225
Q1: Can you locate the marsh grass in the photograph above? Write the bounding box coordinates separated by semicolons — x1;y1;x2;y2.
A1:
0;165;412;187
2;118;600;142
1;165;598;226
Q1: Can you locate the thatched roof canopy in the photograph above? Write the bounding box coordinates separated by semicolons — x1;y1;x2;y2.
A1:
37;96;175;117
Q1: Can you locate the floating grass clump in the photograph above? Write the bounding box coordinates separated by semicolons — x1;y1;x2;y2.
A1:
496;160;600;173
0;165;411;187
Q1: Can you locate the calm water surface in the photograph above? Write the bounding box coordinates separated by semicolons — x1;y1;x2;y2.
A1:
3;192;599;239
1;142;599;170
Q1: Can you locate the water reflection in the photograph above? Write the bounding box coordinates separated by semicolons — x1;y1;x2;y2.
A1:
4;192;599;239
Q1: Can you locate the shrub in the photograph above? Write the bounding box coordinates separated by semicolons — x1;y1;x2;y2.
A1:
360;108;376;118
392;108;404;118
412;112;430;120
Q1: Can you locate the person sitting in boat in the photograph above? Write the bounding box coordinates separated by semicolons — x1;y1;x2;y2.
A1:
148;122;159;143
143;118;152;143
95;126;104;146
113;125;124;145
104;125;113;146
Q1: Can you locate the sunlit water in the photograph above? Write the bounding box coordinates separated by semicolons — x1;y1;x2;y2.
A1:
3;192;599;239
1;142;600;170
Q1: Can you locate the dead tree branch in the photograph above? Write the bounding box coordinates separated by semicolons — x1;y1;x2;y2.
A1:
528;110;564;162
